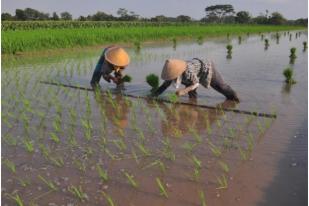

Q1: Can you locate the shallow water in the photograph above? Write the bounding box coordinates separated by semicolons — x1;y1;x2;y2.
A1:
2;31;307;206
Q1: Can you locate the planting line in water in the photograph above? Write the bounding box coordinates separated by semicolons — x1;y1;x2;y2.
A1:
40;81;277;119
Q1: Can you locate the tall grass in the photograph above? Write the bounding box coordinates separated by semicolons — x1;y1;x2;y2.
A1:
2;25;304;54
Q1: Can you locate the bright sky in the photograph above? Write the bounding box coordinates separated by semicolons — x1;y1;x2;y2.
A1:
2;0;308;20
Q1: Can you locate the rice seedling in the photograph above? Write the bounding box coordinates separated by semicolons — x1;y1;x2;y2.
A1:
68;185;88;201
38;175;58;191
172;37;177;49
182;142;197;153
303;41;307;51
191;154;202;169
260;34;264;40
238;144;249;160
199;190;207;206
289;34;292;41
135;142;151;156
49;156;64;167
74;159;87;173
218;160;229;173
3;159;16;173
81;119;93;141
156;177;168;198
112;139;127;151
146;73;159;92
264;39;269;49
23;139;34;153
283;67;296;84
5;193;24;206
102;191;116;206
226;44;232;59
275;32;280;44
289;47;297;58
216;174;228;189
168;93;179;103
134;40;141;53
96;164;109;182
16;177;30;187
122;75;132;83
143;159;166;172
131;149;140;164
38;143;50;159
49;132;60;143
238;36;242;44
189;127;202;143
207;139;222;157
3;134;17;146
123;170;139;188
197;36;204;45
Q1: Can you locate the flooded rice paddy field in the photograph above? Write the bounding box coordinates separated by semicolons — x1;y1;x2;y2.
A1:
2;31;308;206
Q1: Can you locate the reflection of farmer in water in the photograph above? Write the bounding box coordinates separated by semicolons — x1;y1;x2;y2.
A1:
160;100;236;137
152;58;240;102
94;93;131;129
90;46;130;88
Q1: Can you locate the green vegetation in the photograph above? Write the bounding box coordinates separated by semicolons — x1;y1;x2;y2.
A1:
2;24;303;54
122;75;132;83
289;47;297;58
146;73;159;91
283;67;296;84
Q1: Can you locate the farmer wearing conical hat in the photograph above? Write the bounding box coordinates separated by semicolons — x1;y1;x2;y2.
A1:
90;46;130;87
152;58;239;102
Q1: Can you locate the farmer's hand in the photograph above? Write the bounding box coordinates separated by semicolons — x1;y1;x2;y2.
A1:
176;89;186;96
111;76;122;85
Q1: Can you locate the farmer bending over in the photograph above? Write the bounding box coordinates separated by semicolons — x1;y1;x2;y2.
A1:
90;46;130;88
152;58;239;102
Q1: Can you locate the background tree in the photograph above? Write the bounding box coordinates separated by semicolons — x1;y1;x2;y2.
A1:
176;15;191;22
205;4;235;23
51;12;60;20
269;12;286;25
91;11;114;21
235;11;251;24
15;9;27;20
60;11;72;20
2;13;13;20
150;15;168;22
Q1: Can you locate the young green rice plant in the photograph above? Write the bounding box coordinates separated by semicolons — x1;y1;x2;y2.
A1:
81;119;93;141
3;158;16;173
192;167;201;182
23;139;34;153
172;37;177;49
226;44;232;59
39;143;50;159
260;34;264;40
303;41;307;51
134;40;141;53
207;139;222;157
264;38;269;49
238;144;249;160
38;175;58;191
68;185;88;201
122;75;132;83
143;159;166;173
218;160;229;173
156;177;168;198
191;154;202;169
49;132;60;144
216;174;228;189
283;67;296;84
123;170;139;188
96;164;108;182
238;36;242;44
199;190;207;206
49;156;64;167
246;132;254;152
146;74;159;92
289;47;297;58
112;139;127;152
168;93;179;104
275;33;280;44
3;133;17;146
181;141;197;154
189;127;202;144
131;149;140;164
74;159;86;173
16;177;30;187
197;36;203;45
135;142;151;156
5;193;24;206
289;34;292;41
102;191;116;206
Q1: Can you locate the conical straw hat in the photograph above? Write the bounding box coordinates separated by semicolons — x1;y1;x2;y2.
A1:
161;59;187;80
105;47;130;67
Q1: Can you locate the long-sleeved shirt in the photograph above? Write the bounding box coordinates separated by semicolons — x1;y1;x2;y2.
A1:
154;58;213;96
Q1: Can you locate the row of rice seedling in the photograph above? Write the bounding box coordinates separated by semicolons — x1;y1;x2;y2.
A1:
2;24;303;54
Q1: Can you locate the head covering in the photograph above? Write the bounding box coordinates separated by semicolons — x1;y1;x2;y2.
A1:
161;59;187;80
105;47;130;67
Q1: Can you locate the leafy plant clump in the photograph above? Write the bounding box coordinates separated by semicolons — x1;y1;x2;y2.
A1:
146;74;159;91
283;67;296;84
122;75;132;83
289;47;297;58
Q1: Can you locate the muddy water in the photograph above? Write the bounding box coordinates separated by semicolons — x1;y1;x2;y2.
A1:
2;31;307;206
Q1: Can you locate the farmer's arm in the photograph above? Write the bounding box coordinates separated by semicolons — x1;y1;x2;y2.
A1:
176;83;199;96
152;80;172;96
